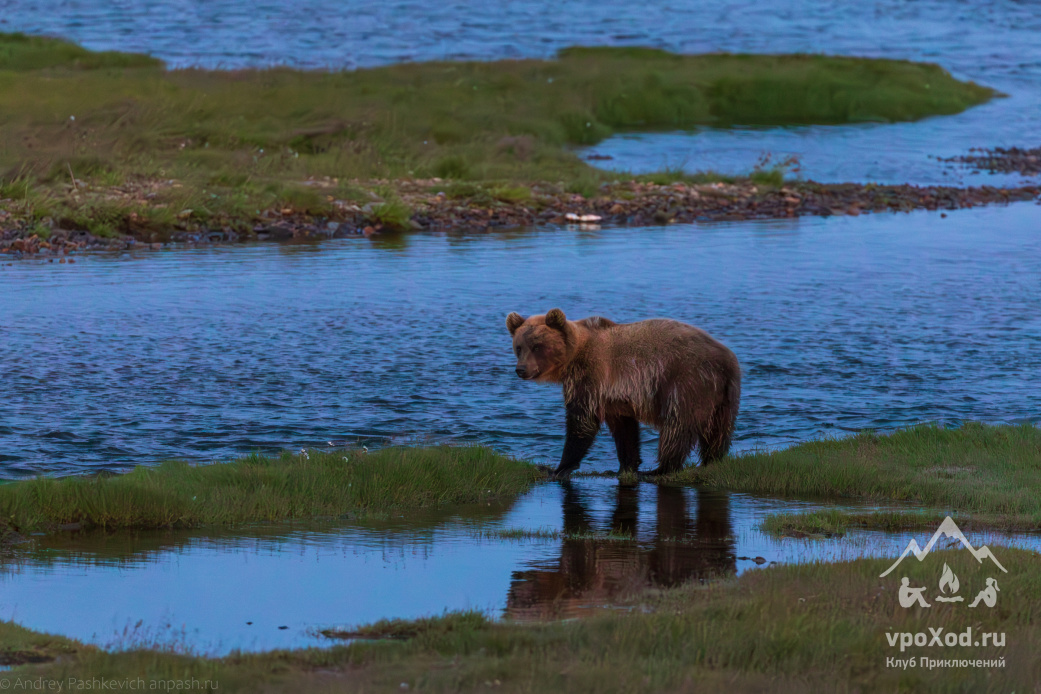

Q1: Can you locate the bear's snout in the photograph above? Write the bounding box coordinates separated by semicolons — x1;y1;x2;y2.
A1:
515;366;529;379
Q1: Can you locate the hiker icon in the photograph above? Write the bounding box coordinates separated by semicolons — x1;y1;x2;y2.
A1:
969;578;1000;608
899;577;931;608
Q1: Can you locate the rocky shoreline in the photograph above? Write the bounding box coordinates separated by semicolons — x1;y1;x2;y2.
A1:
2;178;1039;258
941;146;1041;176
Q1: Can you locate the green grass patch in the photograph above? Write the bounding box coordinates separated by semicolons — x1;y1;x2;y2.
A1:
632;168;737;186
670;423;1041;530
471;527;562;541
749;167;786;187
761;507;1041;537
0;621;83;667
319;611;490;642
0;446;539;533
367;199;414;230
469;527;637;542
4;548;1037;690
490;185;533;204
0;32;161;71
0;34;999;233
761;509;954;537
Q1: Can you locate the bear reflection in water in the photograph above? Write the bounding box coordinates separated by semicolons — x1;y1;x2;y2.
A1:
506;483;736;619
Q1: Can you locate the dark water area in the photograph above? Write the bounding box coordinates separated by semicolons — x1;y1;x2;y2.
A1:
3;204;1041;476
2;0;1040;185
4;477;1031;655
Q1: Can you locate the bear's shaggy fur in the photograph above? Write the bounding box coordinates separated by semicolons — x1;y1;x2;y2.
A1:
507;308;741;476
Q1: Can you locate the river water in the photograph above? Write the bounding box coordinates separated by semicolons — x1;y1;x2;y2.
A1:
2;2;1039;477
2;0;1040;184
3;204;1041;476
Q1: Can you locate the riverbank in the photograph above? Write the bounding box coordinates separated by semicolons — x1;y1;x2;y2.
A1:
670;423;1041;533
3;425;1037;539
0;446;538;536
2;547;1034;690
0;176;1036;258
0;33;1010;253
2;176;1039;257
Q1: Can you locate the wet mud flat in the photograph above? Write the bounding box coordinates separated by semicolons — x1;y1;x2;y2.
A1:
2;178;1039;258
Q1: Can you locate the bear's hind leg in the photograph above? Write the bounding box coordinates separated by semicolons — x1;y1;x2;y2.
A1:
645;422;698;476
697;428;732;465
697;386;739;465
606;415;641;473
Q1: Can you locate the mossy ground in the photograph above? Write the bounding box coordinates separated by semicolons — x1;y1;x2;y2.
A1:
0;33;998;238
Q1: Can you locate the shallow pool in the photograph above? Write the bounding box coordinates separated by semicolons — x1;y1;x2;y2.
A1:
3;478;1031;655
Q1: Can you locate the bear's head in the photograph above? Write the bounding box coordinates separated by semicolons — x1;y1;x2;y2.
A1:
506;308;573;383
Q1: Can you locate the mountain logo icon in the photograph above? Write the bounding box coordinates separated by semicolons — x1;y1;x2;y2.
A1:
879;516;1008;578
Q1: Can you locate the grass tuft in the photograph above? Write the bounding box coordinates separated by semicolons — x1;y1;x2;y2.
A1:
760;509;956;536
320;611;490;642
471;527;562;541
367;199;413;230
0;32;161;71
669;423;1041;530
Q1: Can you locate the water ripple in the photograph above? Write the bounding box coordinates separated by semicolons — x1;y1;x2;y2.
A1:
3;205;1041;474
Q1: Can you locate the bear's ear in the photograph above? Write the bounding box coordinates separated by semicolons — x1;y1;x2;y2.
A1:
506;312;526;335
545;308;567;330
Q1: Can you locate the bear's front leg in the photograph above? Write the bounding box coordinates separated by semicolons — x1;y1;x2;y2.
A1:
551;406;601;478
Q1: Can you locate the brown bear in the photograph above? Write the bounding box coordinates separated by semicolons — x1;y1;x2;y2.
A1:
506;308;741;477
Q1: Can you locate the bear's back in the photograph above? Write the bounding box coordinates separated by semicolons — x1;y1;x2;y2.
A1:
597;318;732;363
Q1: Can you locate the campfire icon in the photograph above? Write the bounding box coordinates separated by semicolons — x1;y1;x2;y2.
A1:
934;563;964;603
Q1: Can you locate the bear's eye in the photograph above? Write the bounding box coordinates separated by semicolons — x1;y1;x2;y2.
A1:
514;345;521;356
531;344;541;353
